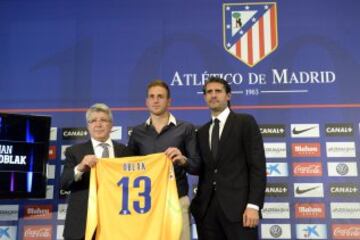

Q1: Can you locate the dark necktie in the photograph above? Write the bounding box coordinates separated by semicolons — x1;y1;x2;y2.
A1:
211;118;220;159
100;143;109;158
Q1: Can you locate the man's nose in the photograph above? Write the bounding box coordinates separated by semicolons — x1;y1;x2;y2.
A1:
210;92;217;98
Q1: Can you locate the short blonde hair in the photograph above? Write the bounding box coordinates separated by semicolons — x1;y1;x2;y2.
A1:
147;80;171;99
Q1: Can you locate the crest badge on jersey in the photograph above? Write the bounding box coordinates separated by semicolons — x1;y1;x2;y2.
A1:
223;2;278;67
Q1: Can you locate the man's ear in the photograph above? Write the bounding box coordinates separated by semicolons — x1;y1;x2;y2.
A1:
227;93;232;101
167;97;172;107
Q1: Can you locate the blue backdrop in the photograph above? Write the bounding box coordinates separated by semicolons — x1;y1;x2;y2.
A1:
0;0;359;239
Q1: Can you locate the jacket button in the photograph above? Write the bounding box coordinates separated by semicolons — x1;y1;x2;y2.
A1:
214;169;218;173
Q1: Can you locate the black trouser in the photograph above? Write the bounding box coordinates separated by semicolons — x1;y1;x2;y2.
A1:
197;192;258;240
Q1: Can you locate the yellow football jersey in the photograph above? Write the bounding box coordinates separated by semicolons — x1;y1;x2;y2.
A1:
85;153;182;240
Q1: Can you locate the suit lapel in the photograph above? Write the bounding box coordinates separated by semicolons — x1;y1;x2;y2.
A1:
201;121;215;166
82;140;95;156
113;141;124;157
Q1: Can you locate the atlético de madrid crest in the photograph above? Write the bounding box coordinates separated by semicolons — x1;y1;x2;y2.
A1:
223;2;278;67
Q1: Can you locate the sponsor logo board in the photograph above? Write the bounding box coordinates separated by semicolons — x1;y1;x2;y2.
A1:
46;164;55;179
261;224;291;239
295;203;325;218
61;128;88;140
262;202;290;219
46;185;53;199
264;142;287;158
110;126;122;140
325;123;354;136
0;225;17;240
48;145;56;160
61;145;71;160
23;225;52;240
265;183;288;197
332;224;360;239
259;124;285;137
292;143;321;157
296;224;327;239
326;142;356;157
24;205;52;220
328;162;358;176
291;124;320;138
294;183;324;198
57;204;67;220
331;202;360;219
293;162;322;177
329;183;359;197
266;162;288;177
0;205;19;221
56;225;64;240
49;127;57;141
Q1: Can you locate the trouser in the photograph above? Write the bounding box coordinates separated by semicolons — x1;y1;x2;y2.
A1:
179;195;191;240
197;193;258;240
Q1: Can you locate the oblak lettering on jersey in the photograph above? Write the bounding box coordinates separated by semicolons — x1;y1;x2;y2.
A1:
122;162;146;172
0;144;27;165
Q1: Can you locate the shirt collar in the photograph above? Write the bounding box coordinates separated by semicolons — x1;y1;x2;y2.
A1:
212;107;230;124
91;137;113;148
145;113;177;126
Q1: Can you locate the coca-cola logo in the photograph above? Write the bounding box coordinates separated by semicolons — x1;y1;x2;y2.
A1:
332;224;360;239
23;226;52;240
293;162;322;176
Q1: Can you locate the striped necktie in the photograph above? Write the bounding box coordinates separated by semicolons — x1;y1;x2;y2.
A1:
99;143;109;158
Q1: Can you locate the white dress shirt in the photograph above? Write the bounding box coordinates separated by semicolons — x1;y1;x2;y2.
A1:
73;138;115;181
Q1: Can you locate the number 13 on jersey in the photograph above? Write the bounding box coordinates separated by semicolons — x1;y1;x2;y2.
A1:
117;176;152;215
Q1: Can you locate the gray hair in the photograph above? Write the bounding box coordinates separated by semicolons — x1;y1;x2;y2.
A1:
86;103;113;123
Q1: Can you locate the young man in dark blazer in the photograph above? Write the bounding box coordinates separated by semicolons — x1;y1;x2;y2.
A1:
191;77;266;240
60;103;132;240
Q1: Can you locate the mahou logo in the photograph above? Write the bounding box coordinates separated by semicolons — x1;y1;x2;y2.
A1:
295;203;325;218
332;224;360;239
292;143;321;157
293;162;322;176
23;225;52;240
24;205;52;219
48;145;56;160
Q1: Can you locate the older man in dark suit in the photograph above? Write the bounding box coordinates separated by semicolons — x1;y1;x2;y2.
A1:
60;103;132;240
191;77;266;240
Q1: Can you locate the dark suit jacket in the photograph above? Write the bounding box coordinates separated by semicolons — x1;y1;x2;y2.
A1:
191;112;266;223
60;140;132;239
